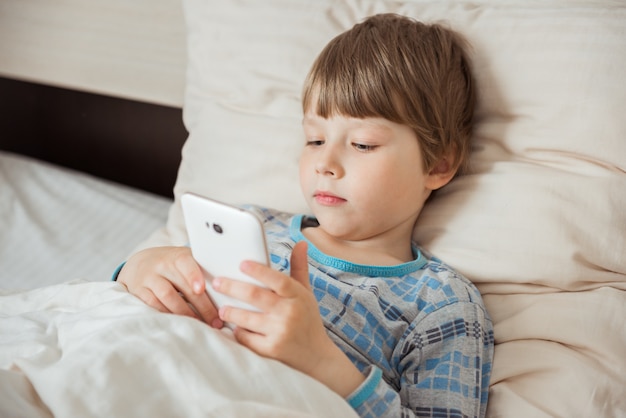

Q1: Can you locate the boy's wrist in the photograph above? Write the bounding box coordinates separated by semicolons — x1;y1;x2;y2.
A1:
310;342;366;399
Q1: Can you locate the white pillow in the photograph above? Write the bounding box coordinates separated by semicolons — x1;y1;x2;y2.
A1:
140;1;626;416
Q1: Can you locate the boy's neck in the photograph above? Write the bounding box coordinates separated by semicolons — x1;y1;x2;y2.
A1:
301;224;415;266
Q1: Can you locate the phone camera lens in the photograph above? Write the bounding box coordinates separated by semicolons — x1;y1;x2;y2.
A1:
213;223;223;234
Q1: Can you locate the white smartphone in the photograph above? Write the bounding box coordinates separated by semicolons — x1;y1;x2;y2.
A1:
181;193;269;312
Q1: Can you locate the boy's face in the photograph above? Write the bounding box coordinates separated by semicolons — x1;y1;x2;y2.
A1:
299;112;442;244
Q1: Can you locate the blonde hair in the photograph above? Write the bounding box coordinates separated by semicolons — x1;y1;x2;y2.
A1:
302;13;475;174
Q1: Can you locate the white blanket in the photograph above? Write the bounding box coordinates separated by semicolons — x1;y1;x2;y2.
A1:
0;281;357;418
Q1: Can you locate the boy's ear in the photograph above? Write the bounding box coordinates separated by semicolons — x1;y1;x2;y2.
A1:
425;156;457;191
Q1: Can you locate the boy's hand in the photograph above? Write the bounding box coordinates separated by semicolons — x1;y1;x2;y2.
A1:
117;246;223;328
213;241;365;397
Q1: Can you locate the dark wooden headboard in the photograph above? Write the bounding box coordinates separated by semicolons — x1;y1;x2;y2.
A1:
0;77;188;198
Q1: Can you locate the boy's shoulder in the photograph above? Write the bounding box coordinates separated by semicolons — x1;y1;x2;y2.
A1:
413;248;486;311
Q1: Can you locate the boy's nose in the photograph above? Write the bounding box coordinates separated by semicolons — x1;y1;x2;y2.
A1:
316;164;336;176
315;150;342;177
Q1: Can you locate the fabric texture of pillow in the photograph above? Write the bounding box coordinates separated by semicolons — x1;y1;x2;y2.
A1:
139;1;626;416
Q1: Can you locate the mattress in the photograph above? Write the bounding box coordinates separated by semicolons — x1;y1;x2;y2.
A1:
0;151;172;290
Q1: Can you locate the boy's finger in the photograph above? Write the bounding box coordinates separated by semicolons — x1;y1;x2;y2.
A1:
237;243;309;298
212;276;278;310
290;241;310;290
237;261;295;298
186;292;222;327
135;286;169;313
232;325;267;352
150;277;201;320
219;305;266;334
171;249;205;294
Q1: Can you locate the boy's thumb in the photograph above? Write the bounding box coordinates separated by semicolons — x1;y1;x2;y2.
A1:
290;241;310;289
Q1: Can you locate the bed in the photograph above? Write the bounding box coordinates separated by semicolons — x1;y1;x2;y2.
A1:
1;1;624;417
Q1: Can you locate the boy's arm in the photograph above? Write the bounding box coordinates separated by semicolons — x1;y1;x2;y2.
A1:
349;302;494;418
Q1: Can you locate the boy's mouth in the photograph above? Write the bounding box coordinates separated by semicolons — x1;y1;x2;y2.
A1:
314;191;346;206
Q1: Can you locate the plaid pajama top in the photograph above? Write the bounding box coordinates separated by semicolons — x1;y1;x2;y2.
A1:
250;206;494;418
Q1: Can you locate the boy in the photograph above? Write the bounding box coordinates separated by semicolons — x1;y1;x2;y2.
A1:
117;13;494;418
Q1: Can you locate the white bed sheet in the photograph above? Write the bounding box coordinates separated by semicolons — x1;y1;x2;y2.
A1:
0;151;172;290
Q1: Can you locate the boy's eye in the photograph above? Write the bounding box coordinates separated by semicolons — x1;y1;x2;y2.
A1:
306;139;324;146
353;143;377;152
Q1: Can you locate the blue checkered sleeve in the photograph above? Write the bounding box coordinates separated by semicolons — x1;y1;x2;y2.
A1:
346;302;493;418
